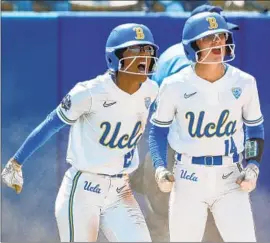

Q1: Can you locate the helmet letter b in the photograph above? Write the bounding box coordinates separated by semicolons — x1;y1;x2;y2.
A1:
206;17;218;29
133;27;145;40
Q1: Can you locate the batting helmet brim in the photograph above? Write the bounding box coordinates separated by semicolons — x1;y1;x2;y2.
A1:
106;40;159;52
182;28;232;45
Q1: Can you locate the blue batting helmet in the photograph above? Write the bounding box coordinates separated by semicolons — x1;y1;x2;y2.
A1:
105;23;159;72
182;12;235;63
191;4;239;30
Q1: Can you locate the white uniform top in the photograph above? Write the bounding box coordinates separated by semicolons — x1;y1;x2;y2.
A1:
151;65;263;157
56;73;158;175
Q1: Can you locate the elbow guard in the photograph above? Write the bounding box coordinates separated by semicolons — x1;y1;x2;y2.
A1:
245;138;264;163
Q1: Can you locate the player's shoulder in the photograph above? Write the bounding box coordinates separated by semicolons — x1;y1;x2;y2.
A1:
79;73;112;94
143;78;159;97
144;78;159;91
228;65;256;85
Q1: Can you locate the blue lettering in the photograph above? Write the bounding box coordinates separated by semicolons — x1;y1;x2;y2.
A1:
225;121;237;136
216;110;229;137
204;122;216;137
180;170;198;182
99;122;113;146
99;121;143;149
185;110;237;138
128;122;143;148
186;111;204;138
84;181;101;194
123;149;135;168
118;134;130;149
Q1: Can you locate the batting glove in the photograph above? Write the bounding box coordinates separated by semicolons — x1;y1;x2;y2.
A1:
155;166;175;193
2;158;23;194
236;162;259;193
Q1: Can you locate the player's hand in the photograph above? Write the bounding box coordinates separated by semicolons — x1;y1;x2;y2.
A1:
236;162;259;193
1;158;23;194
155;166;175;193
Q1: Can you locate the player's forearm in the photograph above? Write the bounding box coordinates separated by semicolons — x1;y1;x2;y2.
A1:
13;109;67;165
149;124;169;168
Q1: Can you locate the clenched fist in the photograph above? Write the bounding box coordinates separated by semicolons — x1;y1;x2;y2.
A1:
2;158;23;194
155;166;175;193
236;162;259;193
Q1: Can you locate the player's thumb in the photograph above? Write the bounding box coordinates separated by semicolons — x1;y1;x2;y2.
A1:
165;173;175;182
13;184;22;194
236;173;245;185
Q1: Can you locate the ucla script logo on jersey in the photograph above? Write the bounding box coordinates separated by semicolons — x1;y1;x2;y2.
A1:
180;170;198;182
84;181;101;194
99;121;143;149
186;109;237;138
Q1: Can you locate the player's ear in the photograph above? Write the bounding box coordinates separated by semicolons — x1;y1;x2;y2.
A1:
191;41;199;52
148;48;158;73
191;41;201;58
115;48;127;69
226;34;233;56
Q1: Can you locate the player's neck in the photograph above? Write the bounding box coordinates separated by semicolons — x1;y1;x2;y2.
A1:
194;63;226;83
116;72;146;95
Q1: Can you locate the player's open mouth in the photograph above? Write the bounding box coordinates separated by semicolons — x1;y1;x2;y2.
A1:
137;62;146;73
211;47;222;55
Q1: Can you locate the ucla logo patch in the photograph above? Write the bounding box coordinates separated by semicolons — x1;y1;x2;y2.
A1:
144;97;151;109
61;94;71;111
232;87;242;99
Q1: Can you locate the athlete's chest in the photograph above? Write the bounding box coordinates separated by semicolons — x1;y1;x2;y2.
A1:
175;84;245;115
86;95;152;149
174;84;246;138
91;95;151;122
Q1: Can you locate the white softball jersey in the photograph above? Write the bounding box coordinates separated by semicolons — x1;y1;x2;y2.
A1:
151;65;263;158
56;72;158;175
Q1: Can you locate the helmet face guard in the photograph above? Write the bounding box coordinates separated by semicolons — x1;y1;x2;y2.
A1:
195;43;235;64
182;12;236;64
105;23;159;75
118;55;158;75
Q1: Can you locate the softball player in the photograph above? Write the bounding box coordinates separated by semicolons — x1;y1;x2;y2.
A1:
145;4;240;242
2;23;159;242
149;12;264;242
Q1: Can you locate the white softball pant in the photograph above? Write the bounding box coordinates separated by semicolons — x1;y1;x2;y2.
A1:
55;166;151;242
169;154;256;242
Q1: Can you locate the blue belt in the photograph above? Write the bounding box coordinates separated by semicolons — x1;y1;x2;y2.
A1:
98;173;124;178
175;153;239;166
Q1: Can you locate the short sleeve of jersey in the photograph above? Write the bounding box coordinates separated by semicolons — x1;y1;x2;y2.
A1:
56;82;92;125
242;78;264;126
150;80;176;127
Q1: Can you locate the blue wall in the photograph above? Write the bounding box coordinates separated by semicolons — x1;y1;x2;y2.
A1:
2;12;270;242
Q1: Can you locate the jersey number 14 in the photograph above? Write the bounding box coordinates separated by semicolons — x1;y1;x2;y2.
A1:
224;137;237;156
